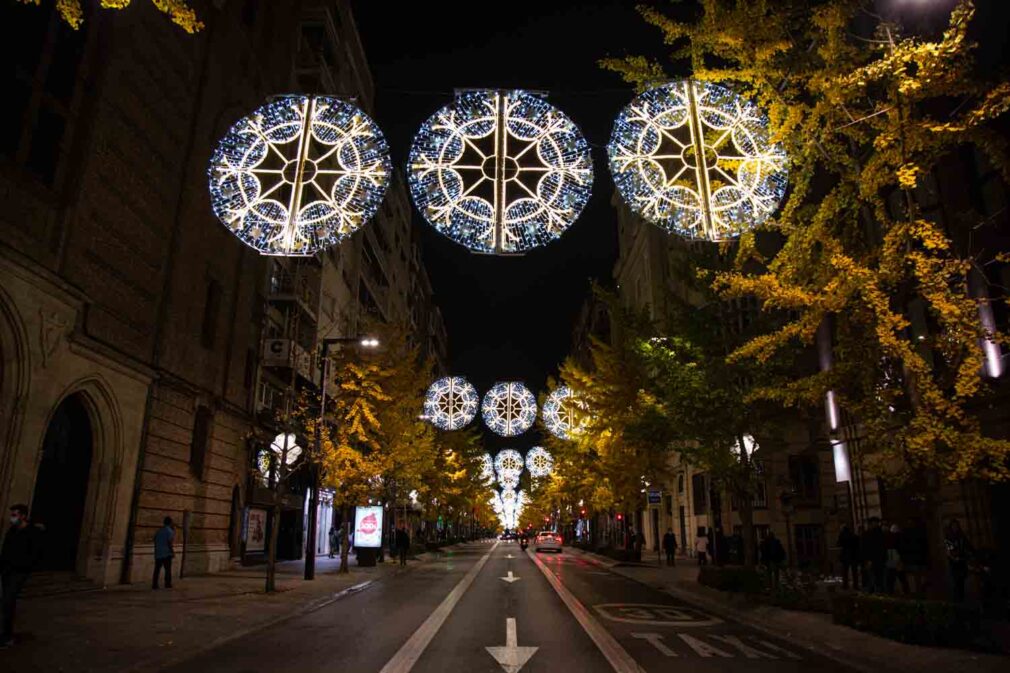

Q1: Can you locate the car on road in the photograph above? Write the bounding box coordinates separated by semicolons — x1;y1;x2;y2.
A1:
534;531;562;552
499;532;517;541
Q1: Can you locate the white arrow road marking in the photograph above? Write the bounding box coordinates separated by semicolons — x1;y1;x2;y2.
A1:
631;633;678;657
486;617;538;673
505;554;515;559
500;571;521;583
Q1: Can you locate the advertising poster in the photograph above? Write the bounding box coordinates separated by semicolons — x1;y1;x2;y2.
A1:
353;506;383;548
246;508;267;553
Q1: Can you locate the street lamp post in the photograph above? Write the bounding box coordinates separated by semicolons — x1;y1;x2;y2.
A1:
305;335;379;580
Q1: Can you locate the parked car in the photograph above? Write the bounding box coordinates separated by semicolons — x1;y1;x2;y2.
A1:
535;531;562;552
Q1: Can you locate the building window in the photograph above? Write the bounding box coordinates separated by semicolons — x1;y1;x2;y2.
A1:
201;280;222;349
691;473;707;515
788;454;821;505
794;524;824;568
190;406;212;480
677;474;684;494
5;3;88;186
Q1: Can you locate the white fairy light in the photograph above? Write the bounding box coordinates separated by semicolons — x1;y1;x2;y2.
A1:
608;80;788;241
270;432;302;466
482;382;537;437
423;376;480;430
480;453;495;482
408;90;593;255
542;386;587;440
209;95;391;256
525;446;554;478
498;471;520;490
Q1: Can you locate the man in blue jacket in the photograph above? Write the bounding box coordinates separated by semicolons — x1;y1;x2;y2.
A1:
1;503;40;647
152;516;175;589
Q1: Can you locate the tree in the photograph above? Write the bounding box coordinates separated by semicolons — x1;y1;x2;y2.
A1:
604;0;1010;584
16;0;202;32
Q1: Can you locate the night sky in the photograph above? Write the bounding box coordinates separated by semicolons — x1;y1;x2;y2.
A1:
352;1;664;402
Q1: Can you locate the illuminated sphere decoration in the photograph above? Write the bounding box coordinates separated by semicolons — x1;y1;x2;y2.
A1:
408;90;593;255
494;449;525;478
423;376;480;430
209;95;391;256
542;385;588;440
482;382;538;437
498;471;520;490
525;446;554;478
608;81;788;241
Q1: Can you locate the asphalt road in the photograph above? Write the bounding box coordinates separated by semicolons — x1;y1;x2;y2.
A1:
166;540;853;673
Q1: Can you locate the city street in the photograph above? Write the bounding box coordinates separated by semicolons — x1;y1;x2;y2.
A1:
167;541;846;673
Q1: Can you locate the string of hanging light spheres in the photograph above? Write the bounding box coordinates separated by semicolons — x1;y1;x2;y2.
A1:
208;81;789;256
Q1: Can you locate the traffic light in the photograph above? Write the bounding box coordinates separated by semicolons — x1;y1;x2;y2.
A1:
580;509;586;516
616;513;623;521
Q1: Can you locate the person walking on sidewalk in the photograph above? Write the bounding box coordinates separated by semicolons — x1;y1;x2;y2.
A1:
152;517;175;590
662;528;677;566
838;525;861;590
328;525;339;559
695;529;709;566
395;523;410;567
760;531;786;588
862;517;887;593
944;518;973;602
1;503;41;648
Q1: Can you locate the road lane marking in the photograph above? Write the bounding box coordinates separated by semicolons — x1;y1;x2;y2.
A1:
486;617;538;673
677;633;733;658
506;554;515;559
749;637;802;660
500;570;521;584
528;549;646;673
379;541;499;673
709;634;777;658
631;632;678;657
594;603;722;627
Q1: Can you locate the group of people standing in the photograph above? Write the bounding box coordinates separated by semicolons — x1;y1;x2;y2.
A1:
837;517;975;601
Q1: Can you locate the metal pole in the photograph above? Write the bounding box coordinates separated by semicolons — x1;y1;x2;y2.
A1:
305;341;329;580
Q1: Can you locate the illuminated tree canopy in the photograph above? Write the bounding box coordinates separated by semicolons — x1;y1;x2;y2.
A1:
209;95;391;256
482;382;538;436
408;90;593;255
609;80;787;241
423;376;480;430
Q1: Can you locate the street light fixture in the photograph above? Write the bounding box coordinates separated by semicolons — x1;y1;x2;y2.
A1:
305;334;380;580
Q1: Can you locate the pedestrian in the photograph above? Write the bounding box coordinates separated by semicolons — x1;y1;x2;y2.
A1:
861;517;887;593
395;522;410;567
837;524;861;590
328;525;339;559
662;527;677;566
152;516;175;590
632;528;643;560
885;524;910;594
2;504;42;647
625;525;636;552
760;530;786;588
695;528;709;566
944;518;973;602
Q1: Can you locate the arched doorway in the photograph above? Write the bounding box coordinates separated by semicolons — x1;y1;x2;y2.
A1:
31;394;93;572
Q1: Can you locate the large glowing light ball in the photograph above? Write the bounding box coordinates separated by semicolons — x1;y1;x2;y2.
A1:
408;90;593;255
482;382;538;437
608;81;788;241
525;446;554;478
209;95;391;256
423;376;480;430
494;449;525;478
498;471;520;490
542;386;587;440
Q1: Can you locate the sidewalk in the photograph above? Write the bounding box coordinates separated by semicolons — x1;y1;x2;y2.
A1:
0;554;418;673
567;547;1010;673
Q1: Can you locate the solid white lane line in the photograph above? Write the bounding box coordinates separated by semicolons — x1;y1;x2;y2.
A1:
379;542;499;673
528;551;646;673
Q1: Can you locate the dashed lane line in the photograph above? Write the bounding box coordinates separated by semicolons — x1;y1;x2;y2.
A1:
378;541;499;673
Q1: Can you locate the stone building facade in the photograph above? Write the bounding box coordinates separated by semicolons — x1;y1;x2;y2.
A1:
0;0;446;586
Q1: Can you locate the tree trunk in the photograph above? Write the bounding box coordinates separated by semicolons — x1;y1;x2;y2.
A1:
738;493;756;569
339;505;351;574
266;498;281;593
